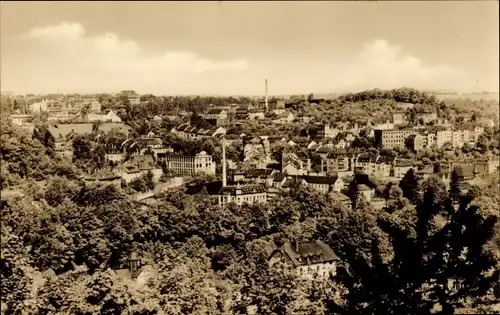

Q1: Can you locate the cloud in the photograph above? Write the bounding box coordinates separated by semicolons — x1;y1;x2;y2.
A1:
16;22;248;93
341;39;469;91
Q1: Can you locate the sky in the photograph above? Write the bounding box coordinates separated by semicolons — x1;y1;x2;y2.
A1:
1;1;498;96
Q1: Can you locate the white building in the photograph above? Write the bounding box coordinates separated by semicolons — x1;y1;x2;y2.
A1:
269;240;339;280
301;175;344;193
88;110;122;123
29;99;48;113
163;151;216;177
218;183;267;206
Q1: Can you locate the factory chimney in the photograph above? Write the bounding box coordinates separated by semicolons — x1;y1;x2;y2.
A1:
222;136;227;187
265;79;268;112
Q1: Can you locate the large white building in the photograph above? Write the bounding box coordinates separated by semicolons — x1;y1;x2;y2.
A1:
163;151;216;177
269;240;339;279
218;183;267;206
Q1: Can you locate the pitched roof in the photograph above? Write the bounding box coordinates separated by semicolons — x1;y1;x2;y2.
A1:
219;184;267;195
395;159;414;167
302;175;340;185
272;240;339;267
376;156;396;165
245;169;273;179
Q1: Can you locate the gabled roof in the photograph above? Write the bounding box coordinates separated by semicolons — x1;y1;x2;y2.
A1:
271;240;338;267
245;169;273;179
357;153;378;163
219;184;267;195
395;159;414;167
316;146;336;154
273;173;286;182
302;175;340;185
376;156;396;165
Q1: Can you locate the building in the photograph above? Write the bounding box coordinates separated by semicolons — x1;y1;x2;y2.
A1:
29;99;48;113
326;153;351;173
52;135;74;160
406;134;424;151
419;112;438;124
301;175;344;193
374;129;417;149
218;183;267;206
235;105;250;120
84;169;121;188
272;111;294;124
113;251;156;286
373;156;396;178
87;109;122;123
204;109;229;126
392;113;406;125
10;114;33;125
171;124;226;140
357;184;375;202
163;151;216;177
391;160;414;179
248;109;265;120
282;152;311;176
324;124;340;139
268;240;339;279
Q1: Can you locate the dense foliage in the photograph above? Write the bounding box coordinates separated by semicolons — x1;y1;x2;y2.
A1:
1;90;499;314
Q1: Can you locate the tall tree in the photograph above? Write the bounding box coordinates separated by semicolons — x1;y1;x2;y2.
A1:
399;168;420;204
449;168;461;203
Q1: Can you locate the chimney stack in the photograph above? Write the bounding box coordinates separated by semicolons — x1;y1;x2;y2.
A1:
265;79;268;113
222;136;227;187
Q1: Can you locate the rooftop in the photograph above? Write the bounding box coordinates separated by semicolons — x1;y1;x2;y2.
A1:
272;240;339;267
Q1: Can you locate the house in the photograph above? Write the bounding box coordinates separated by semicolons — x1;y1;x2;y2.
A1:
248;109;265;120
114;164;142;183
88;109;122;123
297;115;314;123
373;156;396;178
272;111;294;124
84;169;121;188
354;153;379;175
325;151;351;173
272;173;287;189
453;165;476;182
235;105;250;120
268;240;339;279
204;109;229;126
282;152;311;176
357;184;375;202
391;160;414;179
113;251;156;287
10;114;33;125
301;175;344;193
415;166;434;180
218;183;267;206
374;129;418;149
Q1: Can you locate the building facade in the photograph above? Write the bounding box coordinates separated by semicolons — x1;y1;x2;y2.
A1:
268;240;339;280
218;183;267;206
163;151;216;177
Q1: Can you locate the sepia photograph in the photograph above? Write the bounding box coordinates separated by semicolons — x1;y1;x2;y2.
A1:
1;1;499;314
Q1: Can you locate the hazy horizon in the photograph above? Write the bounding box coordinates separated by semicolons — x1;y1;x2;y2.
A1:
1;1;498;95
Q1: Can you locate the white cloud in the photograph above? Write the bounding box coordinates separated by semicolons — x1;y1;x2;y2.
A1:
17;22;248;93
341;39;470;91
